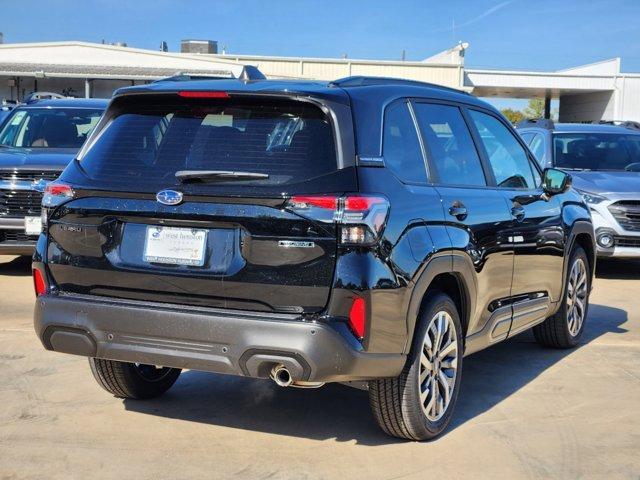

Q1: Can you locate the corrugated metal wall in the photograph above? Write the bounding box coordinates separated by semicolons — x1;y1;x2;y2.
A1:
217;55;462;87
559;91;615;122
618;76;640;122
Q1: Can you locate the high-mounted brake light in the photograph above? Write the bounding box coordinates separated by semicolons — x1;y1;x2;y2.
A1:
33;269;47;296
178;91;230;99
348;297;366;339
286;195;389;245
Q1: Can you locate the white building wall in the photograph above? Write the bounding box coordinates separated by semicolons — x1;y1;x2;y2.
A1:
213;54;462;86
558;91;615;122
617;76;640;122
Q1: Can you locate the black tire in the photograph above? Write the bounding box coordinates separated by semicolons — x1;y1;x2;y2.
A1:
89;358;181;399
369;291;463;441
534;245;590;349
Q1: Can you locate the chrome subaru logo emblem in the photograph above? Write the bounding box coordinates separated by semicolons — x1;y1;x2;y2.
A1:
156;190;183;206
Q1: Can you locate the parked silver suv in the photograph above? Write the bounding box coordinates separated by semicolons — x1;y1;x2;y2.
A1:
518;120;640;258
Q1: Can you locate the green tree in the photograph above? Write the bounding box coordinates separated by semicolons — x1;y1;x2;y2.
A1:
523;98;545;119
501;108;524;125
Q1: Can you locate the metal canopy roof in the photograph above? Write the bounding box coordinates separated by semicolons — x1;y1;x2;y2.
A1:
0;41;249;80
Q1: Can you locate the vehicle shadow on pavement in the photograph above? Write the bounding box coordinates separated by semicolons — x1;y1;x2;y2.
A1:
450;302;627;432
123;302;627;445
0;255;32;276
596;259;640;280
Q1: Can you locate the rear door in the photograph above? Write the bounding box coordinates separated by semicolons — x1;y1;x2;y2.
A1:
412;101;515;342
466;109;564;335
46;93;356;314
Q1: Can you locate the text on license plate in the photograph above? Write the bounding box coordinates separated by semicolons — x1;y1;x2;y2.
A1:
144;226;207;266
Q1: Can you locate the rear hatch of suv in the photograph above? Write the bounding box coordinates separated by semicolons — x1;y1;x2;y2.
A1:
44;90;356;314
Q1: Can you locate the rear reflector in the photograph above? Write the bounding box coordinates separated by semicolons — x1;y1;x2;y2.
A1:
348;297;366;339
33;269;46;296
178;91;230;98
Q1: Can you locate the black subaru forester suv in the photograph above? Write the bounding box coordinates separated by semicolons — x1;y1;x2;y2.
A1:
33;75;595;440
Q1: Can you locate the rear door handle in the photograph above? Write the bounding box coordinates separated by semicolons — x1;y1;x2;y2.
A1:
511;205;526;222
449;201;468;220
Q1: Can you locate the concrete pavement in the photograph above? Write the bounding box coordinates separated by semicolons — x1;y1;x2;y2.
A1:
0;255;638;479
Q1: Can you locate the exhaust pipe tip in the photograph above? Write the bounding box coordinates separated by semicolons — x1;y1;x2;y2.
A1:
270;364;293;387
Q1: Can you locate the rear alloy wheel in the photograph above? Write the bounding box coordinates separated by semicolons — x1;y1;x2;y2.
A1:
566;257;588;337
419;311;459;422
534;245;590;348
369;291;463;440
89;358;181;399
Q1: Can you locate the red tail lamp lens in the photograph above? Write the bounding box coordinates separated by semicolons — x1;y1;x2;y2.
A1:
33;269;46;296
289;195;338;210
178;91;229;98
348;297;366;339
44;184;73;197
344;196;385;211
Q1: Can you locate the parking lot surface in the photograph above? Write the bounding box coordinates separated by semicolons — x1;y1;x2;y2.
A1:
0;254;639;480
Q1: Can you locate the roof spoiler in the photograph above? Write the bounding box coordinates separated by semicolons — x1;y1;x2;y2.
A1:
516;118;555;130
154;65;266;84
598;120;640;131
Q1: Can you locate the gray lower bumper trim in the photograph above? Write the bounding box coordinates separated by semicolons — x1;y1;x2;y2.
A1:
0;243;35;255
34;294;406;383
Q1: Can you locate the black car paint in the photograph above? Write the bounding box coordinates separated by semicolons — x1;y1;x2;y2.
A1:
33;79;594;379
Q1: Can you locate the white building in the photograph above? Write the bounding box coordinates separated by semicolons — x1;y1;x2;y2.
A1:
1;40;639;123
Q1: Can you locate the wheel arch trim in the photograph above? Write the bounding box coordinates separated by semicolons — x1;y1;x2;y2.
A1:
404;252;477;354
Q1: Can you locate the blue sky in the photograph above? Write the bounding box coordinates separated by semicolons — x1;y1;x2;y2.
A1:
3;0;640;109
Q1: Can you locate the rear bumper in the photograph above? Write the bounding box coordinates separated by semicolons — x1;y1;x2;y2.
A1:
598;246;640;258
0;241;35;255
0;218;36;255
34;293;406;383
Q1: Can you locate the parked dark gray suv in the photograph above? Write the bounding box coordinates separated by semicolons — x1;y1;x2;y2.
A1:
0;97;107;254
33;75;595;440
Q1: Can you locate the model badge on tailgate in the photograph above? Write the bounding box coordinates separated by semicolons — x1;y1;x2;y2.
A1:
278;240;315;248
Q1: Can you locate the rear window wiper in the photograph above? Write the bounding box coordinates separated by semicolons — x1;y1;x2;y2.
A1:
175;170;269;182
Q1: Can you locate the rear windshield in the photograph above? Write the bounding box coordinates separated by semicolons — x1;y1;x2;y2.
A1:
0;107;103;149
79;96;337;188
553;132;640;171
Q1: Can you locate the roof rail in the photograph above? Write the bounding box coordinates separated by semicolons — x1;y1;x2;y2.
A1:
329;76;469;94
516;118;555;130
598;120;640;131
23;92;70;103
154;65;266;84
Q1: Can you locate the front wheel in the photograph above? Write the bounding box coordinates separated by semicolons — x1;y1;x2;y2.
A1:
369;291;463;440
534;245;591;348
89;358;181;399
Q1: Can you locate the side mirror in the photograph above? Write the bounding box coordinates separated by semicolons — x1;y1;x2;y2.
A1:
543;168;572;195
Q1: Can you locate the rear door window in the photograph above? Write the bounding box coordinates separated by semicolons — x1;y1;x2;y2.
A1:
413;103;486;186
468;110;537;189
79;96;337;188
382;101;427;184
528;133;546;165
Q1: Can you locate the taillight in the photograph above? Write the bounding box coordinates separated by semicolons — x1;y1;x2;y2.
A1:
348;297;366;339
42;183;74;207
33;269;47;296
286;195;389;245
178;91;229;98
42;183;74;231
